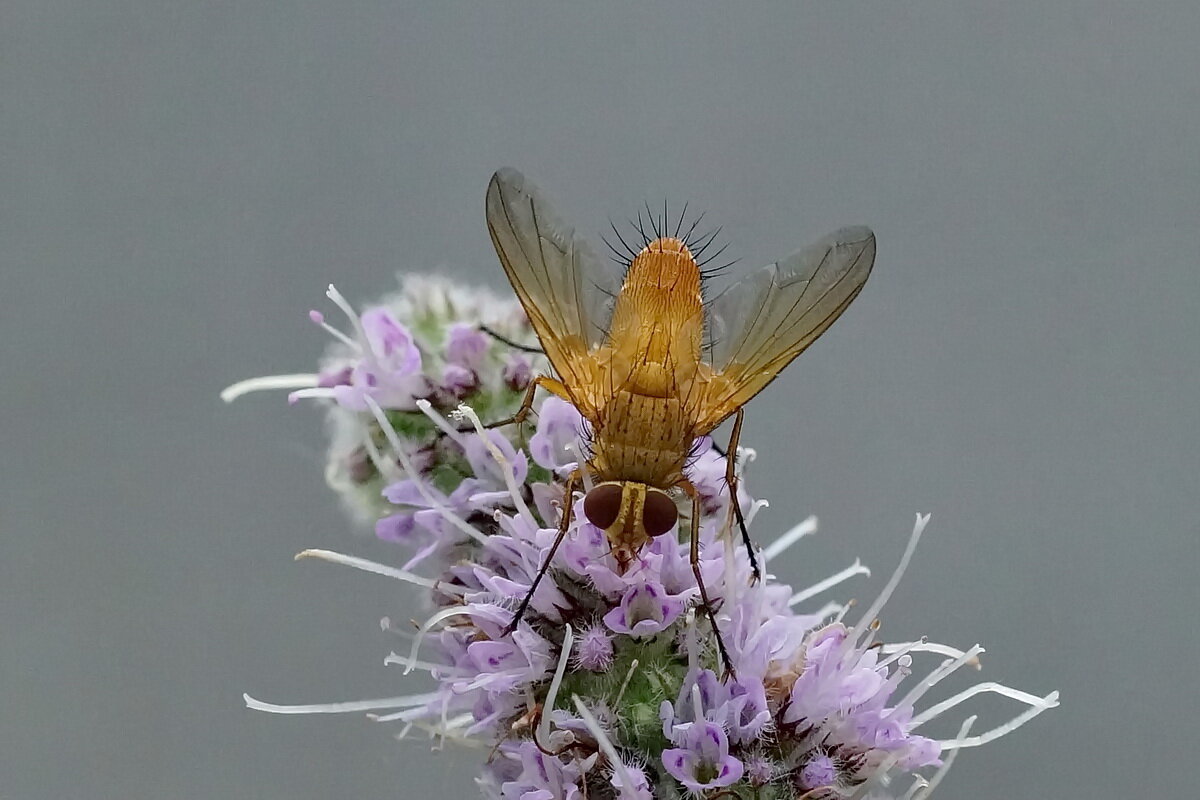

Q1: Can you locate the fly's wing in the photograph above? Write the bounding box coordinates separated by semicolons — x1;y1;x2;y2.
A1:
485;169;621;409
696;226;876;430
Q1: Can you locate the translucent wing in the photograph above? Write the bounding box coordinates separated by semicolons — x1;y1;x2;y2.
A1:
485;169;622;406
696;226;876;429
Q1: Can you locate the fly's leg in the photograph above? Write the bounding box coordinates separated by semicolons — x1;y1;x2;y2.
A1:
501;471;580;637
724;407;760;584
444;373;568;437
683;480;737;680
479;324;544;355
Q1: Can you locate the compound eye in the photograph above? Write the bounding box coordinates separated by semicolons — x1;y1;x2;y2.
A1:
583;483;623;530
641;490;679;537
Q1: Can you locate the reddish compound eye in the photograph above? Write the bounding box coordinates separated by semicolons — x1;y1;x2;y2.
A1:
641;489;679;537
583;483;623;530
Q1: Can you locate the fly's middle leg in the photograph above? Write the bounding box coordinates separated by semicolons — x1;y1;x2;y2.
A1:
682;479;737;680
724;406;760;583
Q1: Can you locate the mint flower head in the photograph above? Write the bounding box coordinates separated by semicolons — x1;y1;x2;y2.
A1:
225;275;1057;799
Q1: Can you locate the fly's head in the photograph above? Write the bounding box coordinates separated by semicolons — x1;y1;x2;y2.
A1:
581;481;679;574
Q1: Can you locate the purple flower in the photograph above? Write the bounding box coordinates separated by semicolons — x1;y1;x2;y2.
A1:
780;623;942;770
528;396;583;473
444;323;489;370
660;668;729;744
684;436;750;518
316;363;352;388
662;721;744;793
726;676;772;744
461;430;529;501
744;754;776;786
609;763;653;800
375;478;479;569
602;581;688;636
498;741;583;800
439;362;479;399
233;277;1059;800
575;624;615;672
330;308;427;411
798;753;838;790
502;352;533;391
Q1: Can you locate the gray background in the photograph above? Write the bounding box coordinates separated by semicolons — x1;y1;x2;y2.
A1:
3;2;1197;798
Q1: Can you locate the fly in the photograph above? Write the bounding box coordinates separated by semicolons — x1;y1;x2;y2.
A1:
482;168;875;675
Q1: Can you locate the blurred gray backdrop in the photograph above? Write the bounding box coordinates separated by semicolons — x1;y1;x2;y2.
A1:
3;2;1197;798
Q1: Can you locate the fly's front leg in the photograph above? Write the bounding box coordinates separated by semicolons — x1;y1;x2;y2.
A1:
445;373;569;437
501;470;580;637
724;407;760;583
682;480;736;680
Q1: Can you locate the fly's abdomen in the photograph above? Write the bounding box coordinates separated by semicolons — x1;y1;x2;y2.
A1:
591;391;693;485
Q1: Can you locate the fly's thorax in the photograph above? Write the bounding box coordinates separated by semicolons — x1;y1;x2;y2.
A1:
607;237;704;394
581;480;680;574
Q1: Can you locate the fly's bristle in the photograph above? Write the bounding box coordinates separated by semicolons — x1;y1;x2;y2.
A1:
638;237;694;259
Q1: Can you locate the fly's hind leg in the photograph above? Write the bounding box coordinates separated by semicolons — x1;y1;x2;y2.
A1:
501;470;580;637
682;480;737;680
724;407;760;583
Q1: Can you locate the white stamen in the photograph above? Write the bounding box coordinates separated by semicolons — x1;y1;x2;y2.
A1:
311;312;361;350
287;387;338;402
762;515;818;561
788;559;871;607
855;513;930;645
849;753;900;800
875;637;927;670
383;652;463;675
435;686;451;751
220;373;320;403
357;419;399;481
295;548;461;594
690;682;704;722
572;696;638;799
538;624;574;745
402;606;475;675
722;525;739;601
912;683;1059;730
900;777;928;800
939;691;1059;749
736;446;757;468
684;609;699;673
325;284;369;345
744;498;769;528
880;641;980;666
405;717;485;749
911;716;976;799
452;403;537;525
363;395;489;547
810;600;846;623
566;440;593;491
369;704;441;723
414;398;469;448
899;645;986;708
612;659;639;709
243;691;436;715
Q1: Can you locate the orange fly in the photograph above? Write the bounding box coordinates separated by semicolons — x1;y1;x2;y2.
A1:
483;168;875;673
